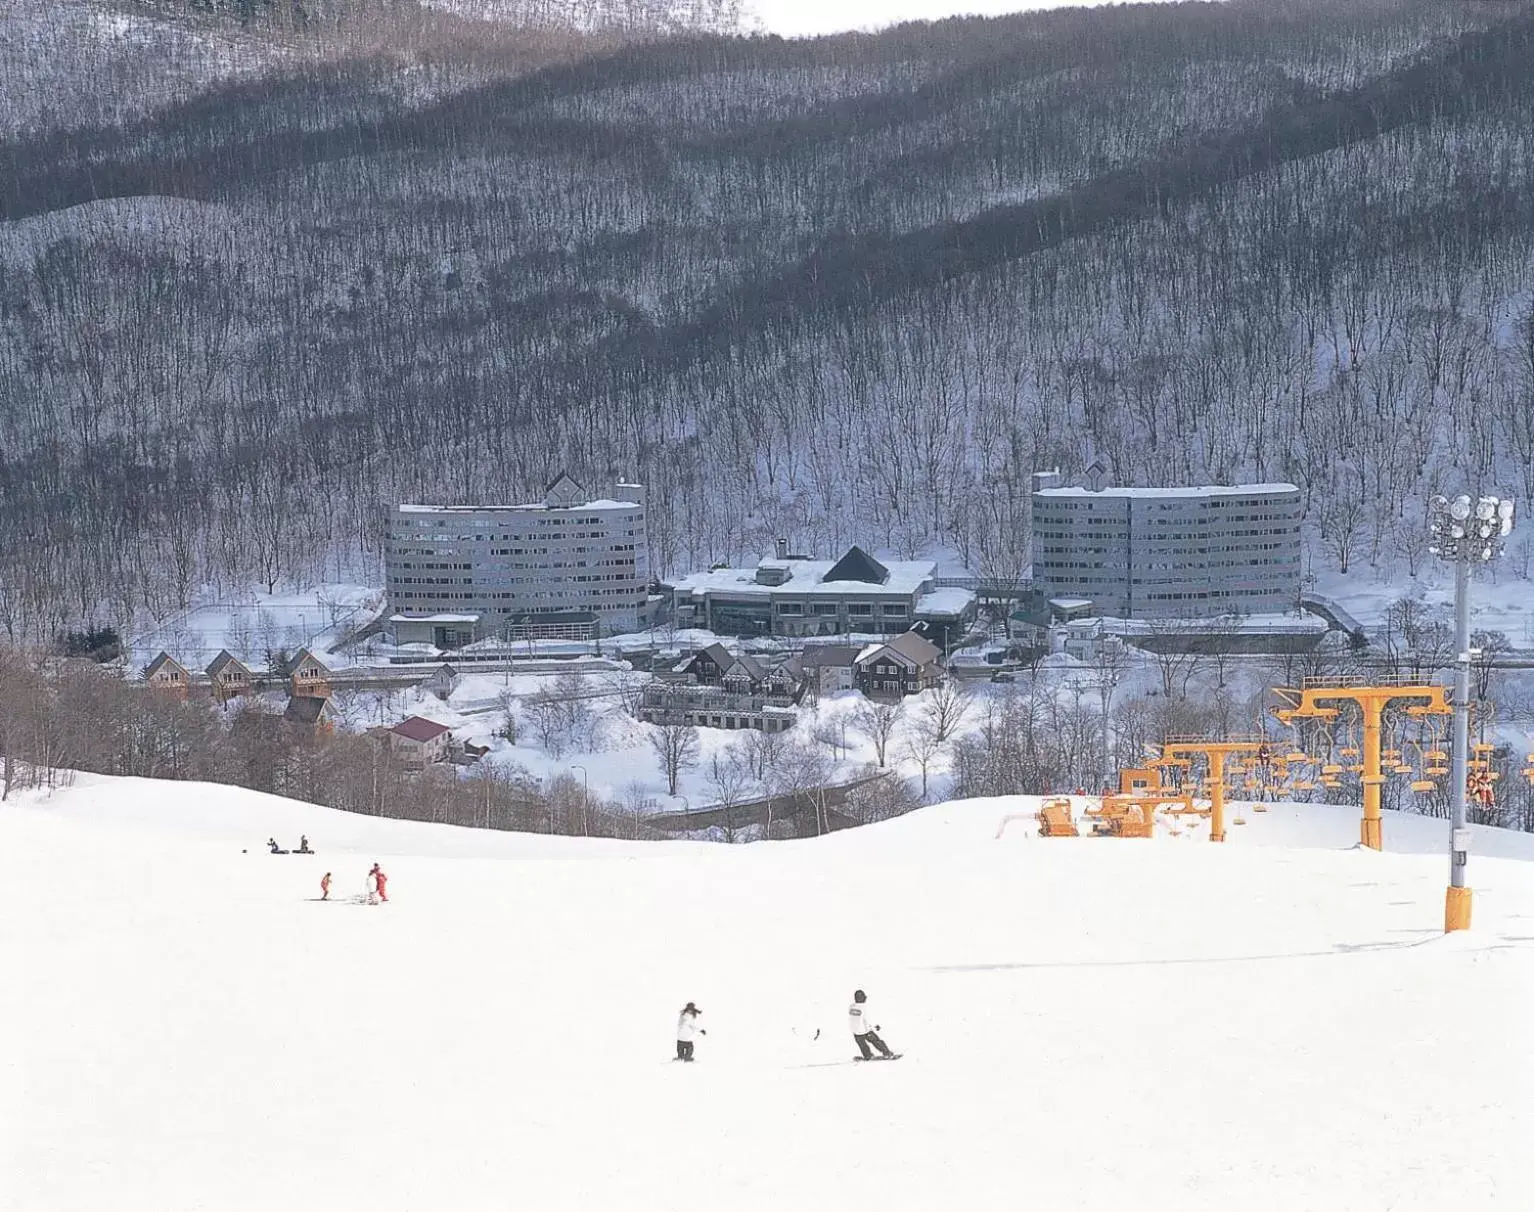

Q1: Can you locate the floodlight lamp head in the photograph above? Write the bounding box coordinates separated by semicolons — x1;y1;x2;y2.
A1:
1498;499;1515;522
1431;494;1448;512
1501;518;1514;537
1451;524;1465;539
1451;496;1472;521
1476;498;1496;522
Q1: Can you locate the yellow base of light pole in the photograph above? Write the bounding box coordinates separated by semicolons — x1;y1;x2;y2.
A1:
1444;885;1473;932
1360;817;1382;851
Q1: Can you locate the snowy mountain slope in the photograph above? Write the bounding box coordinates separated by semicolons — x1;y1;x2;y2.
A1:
4;775;1532;1211
0;0;291;136
743;0;1143;38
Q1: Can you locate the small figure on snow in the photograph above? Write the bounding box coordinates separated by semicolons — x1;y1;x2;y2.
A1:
676;1002;705;1061
298;835;312;854
267;837;286;854
320;872;332;901
848;989;895;1061
366;863;389;904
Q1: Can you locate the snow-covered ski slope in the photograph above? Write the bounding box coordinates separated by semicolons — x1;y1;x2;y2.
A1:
4;776;1532;1211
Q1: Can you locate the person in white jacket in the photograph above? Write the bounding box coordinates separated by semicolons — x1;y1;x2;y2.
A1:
676;1002;705;1061
848;989;894;1060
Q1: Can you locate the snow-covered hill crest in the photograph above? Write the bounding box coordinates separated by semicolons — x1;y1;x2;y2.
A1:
4;774;1531;1211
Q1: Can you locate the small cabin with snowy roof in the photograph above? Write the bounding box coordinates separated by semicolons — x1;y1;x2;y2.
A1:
144;652;192;698
206;650;254;702
285;648;332;698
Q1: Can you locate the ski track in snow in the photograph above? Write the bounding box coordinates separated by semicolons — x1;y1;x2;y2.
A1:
3;775;1532;1211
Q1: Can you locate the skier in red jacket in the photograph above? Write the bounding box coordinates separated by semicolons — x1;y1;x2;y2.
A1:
374;866;389;903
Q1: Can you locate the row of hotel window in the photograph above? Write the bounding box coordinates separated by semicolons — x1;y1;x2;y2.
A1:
773;603;908;616
1043;561;1294;576
1043;546;1294;561
1039;500;1296;511
1049;517;1300;528
393;519;642;535
396;512;642;526
1034;529;1299;542
389;543;640;557
1043;582;1294;592
393;574;637;586
392;559;635;573
392;589;644;601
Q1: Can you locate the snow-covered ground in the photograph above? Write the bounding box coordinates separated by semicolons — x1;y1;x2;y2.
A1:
4;774;1531;1211
743;0;1144;38
1317;565;1534;646
126;584;383;673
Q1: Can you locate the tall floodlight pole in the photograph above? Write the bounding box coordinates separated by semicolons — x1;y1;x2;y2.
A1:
1428;493;1515;933
571;764;590;837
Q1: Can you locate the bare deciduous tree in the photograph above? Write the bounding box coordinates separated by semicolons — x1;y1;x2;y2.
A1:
919;681;973;744
852;699;904;767
647;722;700;797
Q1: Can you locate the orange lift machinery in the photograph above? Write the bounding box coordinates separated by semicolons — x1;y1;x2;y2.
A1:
1273;677;1453;850
1084;766;1195;838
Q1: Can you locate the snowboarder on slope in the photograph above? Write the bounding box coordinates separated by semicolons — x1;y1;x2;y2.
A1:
676;1002;705;1061
849;990;894;1060
320;872;332;901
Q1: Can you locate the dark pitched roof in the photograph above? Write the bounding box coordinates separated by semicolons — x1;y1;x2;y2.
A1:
285;648;330;676
391;715;452;743
693;643;735;670
144;652;187;678
542;471;586;506
823;545;890;586
283;695;330;725
206;650;250;678
726;653;768;682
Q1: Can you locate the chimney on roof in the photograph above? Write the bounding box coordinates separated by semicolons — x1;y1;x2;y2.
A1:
775;537;789;560
1032;469;1062;493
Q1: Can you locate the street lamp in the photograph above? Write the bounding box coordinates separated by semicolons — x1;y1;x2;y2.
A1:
1428;493;1516;933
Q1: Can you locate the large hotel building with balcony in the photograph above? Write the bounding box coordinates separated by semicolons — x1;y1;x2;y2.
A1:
1030;468;1303;618
384;473;648;646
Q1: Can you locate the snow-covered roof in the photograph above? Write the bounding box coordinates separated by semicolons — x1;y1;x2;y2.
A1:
1049;598;1094;610
1034;483;1298;499
674;557;935;598
914;587;975;617
1091;613;1328;636
397;498;641;514
390;613;482;624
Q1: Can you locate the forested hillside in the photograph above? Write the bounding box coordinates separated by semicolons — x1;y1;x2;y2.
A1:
2;0;1534;638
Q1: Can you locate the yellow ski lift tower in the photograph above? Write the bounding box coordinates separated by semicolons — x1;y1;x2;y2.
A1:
1155;736;1275;843
1274;678;1453;850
